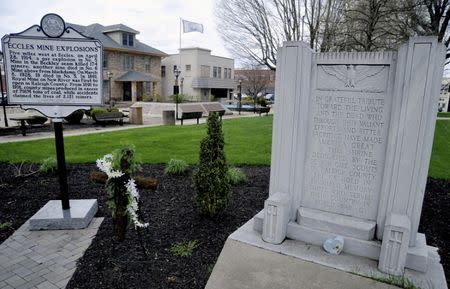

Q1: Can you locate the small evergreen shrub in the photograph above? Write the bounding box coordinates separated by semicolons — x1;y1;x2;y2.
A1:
193;112;231;217
169;240;199;257
257;97;268;107
0;221;13;231
39;157;57;174
171;93;187;104
228;167;247;185
165;159;188;175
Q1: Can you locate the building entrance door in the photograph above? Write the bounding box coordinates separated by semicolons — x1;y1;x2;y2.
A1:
123;82;131;101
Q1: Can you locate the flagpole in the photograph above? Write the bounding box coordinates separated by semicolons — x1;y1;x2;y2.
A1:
179;17;182;72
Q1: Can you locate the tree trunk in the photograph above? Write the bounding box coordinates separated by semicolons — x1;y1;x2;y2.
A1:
112;175;130;241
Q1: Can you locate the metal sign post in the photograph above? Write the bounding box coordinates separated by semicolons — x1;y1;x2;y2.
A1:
0;63;8;127
2;13;103;215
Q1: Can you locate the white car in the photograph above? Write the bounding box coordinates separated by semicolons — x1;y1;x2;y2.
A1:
264;94;274;101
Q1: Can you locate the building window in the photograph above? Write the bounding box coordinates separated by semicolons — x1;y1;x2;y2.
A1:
144;82;152;95
122;33;134;46
103;80;109;101
225;68;232;79
103;52;108;68
123;55;134;70
145;57;151;72
161;66;166;77
201;65;210;77
186;64;191;71
218;67;222;78
213;66;218;78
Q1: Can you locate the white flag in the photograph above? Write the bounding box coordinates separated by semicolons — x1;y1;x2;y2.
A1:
182;19;204;33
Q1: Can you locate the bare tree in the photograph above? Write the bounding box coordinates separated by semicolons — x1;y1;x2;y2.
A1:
319;0;347;51
215;0;280;70
215;0;450;69
236;65;273;98
412;0;450;62
216;0;348;68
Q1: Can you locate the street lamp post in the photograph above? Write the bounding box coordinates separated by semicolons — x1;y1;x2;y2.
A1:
173;68;181;120
238;79;242;115
106;71;113;105
180;77;184;95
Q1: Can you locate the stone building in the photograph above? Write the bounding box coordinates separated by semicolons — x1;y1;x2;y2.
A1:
161;47;235;101
439;78;450;112
69;23;167;103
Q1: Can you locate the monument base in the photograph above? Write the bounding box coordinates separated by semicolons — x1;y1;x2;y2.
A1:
29;199;98;230
254;210;429;272
221;217;447;289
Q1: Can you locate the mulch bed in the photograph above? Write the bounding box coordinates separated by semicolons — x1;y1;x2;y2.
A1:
0;163;448;288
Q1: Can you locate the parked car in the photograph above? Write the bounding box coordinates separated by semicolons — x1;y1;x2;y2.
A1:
264;94;275;101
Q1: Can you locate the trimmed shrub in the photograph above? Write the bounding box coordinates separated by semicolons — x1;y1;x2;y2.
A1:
39;157;57;174
228;167;247;185
26;116;48;125
64;109;85;124
171;93;188;104
165;159;188;175
90;107;119;120
193;112;231;218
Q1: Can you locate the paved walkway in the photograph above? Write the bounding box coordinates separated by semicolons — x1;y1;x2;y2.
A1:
0;218;103;289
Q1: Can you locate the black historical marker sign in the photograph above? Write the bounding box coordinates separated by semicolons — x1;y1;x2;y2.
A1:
2;13;103;110
1;14;103;210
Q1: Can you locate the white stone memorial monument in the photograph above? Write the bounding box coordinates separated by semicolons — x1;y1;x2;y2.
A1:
207;37;448;289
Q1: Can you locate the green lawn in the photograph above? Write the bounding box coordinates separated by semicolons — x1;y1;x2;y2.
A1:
437;112;450;118
429;120;450;179
0;116;273;165
0;116;449;179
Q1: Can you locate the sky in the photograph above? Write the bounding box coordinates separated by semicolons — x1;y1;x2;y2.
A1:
0;0;231;58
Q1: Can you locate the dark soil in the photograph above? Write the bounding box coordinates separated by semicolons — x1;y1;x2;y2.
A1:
0;163;448;288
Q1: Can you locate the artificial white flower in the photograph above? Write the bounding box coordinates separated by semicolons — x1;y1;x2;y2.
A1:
125;179;149;228
96;154;124;178
97;153;148;229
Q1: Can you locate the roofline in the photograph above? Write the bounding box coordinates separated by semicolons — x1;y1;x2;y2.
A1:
180;47;211;52
102;28;140;34
165;52;234;61
104;47;168;57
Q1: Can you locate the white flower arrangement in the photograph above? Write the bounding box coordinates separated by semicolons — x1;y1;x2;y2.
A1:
96;154;124;179
126;179;149;228
97;154;148;229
